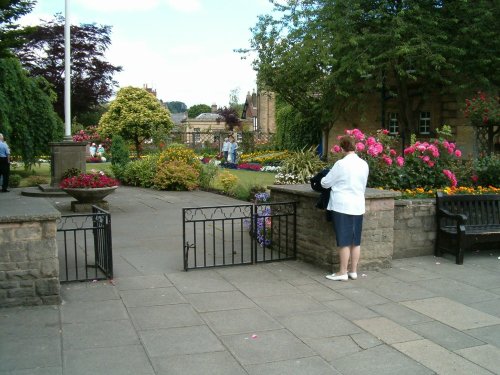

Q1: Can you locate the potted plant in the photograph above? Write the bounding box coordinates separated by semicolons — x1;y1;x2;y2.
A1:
60;170;119;203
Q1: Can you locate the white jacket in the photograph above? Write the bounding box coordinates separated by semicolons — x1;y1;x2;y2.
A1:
321;153;369;215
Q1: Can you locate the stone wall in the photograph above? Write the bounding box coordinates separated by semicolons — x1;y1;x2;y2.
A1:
269;185;400;272
393;199;436;259
0;196;61;307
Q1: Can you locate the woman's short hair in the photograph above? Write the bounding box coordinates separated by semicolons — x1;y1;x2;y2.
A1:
339;135;356;152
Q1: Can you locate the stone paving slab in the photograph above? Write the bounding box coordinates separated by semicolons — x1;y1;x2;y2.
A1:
322;298;380;320
331;344;434;375
201;307;282;335
63;345;155;375
409;320;486;351
245;356;342;375
184;290;257;312
252;293;328;316
369;302;433;326
220;329;315;365
151;351;247;375
119;287;186;307
0;336;61;372
353;316;422;344
465;325;500;347
455;344;500;374
128;304;203;330
393;339;494;375
303;336;363;361
114;275;173;290
277;310;362;339
139;325;225;358
402;297;500;330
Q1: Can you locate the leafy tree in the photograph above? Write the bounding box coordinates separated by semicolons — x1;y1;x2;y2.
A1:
217;106;241;131
0;58;63;166
98;86;174;157
15;14;122;120
246;0;500;152
229;88;243;117
0;0;35;57
187;104;211;118
166;101;187;114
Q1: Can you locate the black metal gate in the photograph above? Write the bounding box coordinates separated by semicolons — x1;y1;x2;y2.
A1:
182;202;296;270
57;206;113;282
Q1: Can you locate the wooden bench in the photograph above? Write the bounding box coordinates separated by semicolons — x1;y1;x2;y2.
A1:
435;192;500;264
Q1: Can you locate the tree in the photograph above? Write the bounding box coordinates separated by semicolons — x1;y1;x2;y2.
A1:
98;86;174;157
187;104;211;118
0;58;63;166
217;106;241;131
166;101;187;114
247;0;500;152
15;14;122;120
229;88;243;117
0;0;35;57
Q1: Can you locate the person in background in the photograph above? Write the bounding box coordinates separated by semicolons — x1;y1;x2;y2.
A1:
96;144;105;156
89;143;97;157
321;135;369;281
229;135;238;164
0;133;11;192
222;137;230;161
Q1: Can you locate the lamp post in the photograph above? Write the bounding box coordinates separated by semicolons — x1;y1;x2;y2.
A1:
64;0;71;140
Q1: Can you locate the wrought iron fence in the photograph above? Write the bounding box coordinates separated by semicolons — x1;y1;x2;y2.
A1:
57;206;113;282
182;201;296;270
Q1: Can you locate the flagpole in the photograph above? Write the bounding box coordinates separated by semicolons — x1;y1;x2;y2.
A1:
64;0;71;140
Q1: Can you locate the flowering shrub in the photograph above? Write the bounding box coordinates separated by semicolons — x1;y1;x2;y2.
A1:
331;127;464;190
216;170;239;194
244;192;272;247
60;171;119;189
153;160;199;191
72;126;111;150
158;144;202;171
261;165;281;173
464;91;500;126
239;150;290;165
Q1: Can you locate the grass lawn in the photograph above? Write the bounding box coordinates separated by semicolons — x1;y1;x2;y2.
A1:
211;168;277;200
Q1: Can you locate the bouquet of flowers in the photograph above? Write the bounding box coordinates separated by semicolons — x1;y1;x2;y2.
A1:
60;171;119;189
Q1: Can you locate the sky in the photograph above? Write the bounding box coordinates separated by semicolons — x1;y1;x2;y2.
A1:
19;0;275;108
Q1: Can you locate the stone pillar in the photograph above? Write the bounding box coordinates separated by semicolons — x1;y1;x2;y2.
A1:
50;141;87;187
268;185;400;271
0;195;61;307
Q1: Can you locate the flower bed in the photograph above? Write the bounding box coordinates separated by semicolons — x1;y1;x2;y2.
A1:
60;171;119;189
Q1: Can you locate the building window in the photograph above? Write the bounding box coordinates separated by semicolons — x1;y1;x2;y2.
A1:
253;117;258;131
419;112;431;135
387;112;399;134
194;128;200;143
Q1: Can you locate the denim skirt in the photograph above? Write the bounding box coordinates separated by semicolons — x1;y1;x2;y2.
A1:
331;211;364;247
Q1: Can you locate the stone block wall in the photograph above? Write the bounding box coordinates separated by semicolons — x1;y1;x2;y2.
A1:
393;199;436;259
0;196;61;307
269;185;399;272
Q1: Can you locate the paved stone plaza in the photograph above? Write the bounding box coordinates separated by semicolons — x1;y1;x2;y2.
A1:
1;186;499;374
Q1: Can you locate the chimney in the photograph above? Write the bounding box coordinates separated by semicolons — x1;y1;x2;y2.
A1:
211;103;217;113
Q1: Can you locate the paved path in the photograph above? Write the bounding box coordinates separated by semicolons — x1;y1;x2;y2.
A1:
1;186;500;374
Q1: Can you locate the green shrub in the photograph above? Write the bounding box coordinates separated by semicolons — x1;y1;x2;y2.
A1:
216;170;239;194
8;173;21;188
110;134;130;166
277;147;326;183
158;144;202;171
62;168;82;179
121;154;159;187
26;175;49;186
474;155;500;187
199;161;219;189
153;160;199;191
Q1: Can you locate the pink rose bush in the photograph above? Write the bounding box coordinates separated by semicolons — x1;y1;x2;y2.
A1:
331;128;464;190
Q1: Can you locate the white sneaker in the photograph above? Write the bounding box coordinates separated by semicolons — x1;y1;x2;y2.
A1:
325;273;348;281
348;272;358;280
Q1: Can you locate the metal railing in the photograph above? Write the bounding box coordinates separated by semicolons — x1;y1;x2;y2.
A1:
57;206;113;282
182;202;296;270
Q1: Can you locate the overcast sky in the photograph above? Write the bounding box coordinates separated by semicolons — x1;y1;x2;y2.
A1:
20;0;274;108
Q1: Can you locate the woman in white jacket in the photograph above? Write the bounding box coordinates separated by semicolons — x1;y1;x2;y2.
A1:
321;135;369;281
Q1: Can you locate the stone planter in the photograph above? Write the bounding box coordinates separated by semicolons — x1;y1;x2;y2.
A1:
63;186;118;203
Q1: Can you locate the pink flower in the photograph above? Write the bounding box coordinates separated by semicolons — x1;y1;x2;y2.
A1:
381;129;389;135
422;156;430;163
427;161;435;167
332;145;342;153
351;129;366;140
396;156;404;166
383;156;393;165
366;137;376;146
447;147;454;155
442;169;457;187
404;146;415;155
472;175;478;183
454;149;462;157
390;149;396;156
356;142;365;151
